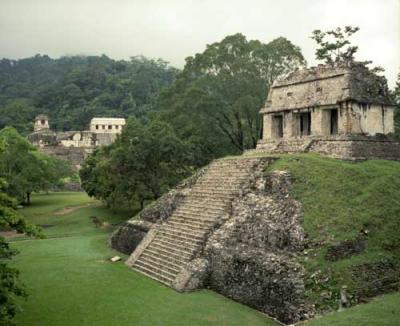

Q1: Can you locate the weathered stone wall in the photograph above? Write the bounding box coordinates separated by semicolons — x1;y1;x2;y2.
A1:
310;137;400;160
254;135;400;160
38;146;91;170
199;170;309;323
262;103;395;142
110;220;153;255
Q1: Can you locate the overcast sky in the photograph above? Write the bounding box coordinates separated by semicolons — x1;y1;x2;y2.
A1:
0;0;399;88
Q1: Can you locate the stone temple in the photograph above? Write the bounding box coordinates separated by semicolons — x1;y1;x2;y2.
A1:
111;61;400;324
255;61;399;159
29;115;126;170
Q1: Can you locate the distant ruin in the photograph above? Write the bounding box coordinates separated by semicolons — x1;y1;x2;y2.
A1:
255;61;400;160
28;115;125;170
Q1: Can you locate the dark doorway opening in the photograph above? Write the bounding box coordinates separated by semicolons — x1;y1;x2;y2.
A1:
272;115;283;138
330;109;338;135
299;112;311;136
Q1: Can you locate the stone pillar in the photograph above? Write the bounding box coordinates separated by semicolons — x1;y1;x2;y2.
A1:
311;109;323;136
384;107;395;134
338;105;348;135
262;114;273;140
283;111;293;138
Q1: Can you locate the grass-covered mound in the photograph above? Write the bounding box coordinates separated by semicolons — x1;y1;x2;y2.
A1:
268;154;400;312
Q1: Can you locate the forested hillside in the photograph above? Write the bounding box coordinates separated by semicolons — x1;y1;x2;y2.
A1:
0;54;178;133
79;34;306;209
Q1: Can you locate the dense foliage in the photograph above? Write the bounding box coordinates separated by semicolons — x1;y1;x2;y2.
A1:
79;34;306;208
0;127;72;204
80;118;192;209
159;34;305;164
0;55;178;133
0;139;43;325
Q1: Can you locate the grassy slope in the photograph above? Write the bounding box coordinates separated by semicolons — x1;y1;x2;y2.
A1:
304;292;400;326
11;192;275;326
268;154;400;310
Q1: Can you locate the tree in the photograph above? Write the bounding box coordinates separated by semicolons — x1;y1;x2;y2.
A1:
0;127;72;204
0;139;43;324
311;26;360;64
160;34;305;159
80;118;192;210
0;100;36;135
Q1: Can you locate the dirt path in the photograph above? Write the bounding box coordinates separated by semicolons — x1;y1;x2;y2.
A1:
53;202;101;216
0;230;22;239
1;202;102;240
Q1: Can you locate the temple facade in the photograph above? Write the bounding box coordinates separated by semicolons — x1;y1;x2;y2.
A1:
255;62;399;160
28;116;126;170
29;116;125;148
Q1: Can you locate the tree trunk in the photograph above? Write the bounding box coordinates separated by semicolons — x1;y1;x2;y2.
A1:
26;192;31;205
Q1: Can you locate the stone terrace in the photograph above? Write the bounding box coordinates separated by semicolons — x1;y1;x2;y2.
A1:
125;158;262;287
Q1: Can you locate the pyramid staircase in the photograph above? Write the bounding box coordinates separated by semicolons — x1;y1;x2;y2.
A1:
126;158;260;288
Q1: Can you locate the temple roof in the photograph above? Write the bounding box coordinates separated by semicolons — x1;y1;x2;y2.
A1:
261;62;393;113
35;114;49;121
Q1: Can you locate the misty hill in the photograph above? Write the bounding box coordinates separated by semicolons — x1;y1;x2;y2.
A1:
0;54;178;133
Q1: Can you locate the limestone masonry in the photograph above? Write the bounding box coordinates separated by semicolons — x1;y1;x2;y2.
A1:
255;61;400;160
111;157;310;323
28;115;125;170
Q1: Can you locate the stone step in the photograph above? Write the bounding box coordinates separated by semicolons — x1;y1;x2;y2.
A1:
132;264;173;286
199;169;249;175
162;223;207;238
139;252;182;274
158;229;205;244
168;212;218;225
170;211;217;223
182;200;229;209
198;173;249;180
166;220;211;232
185;194;231;204
210;160;257;166
170;212;221;224
174;205;226;216
146;246;190;265
201;175;246;180
149;240;194;260
197;170;249;183
168;215;215;229
165;220;211;233
192;185;241;193
184;196;233;204
160;225;206;240
188;190;236;198
133;260;177;282
200;176;247;182
152;235;199;253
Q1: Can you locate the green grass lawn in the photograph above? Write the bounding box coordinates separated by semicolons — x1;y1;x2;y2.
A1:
11;192;275;326
304;292;400;326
